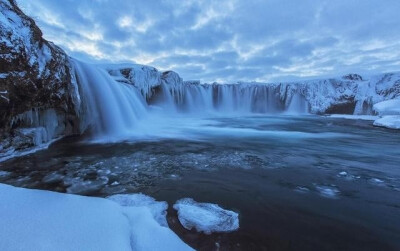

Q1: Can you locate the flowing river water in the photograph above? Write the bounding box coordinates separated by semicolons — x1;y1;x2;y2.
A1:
1;115;399;250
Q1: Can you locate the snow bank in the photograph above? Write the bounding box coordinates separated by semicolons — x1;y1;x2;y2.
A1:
328;114;378;120
0;184;193;251
107;193;169;227
373;116;400;129
372;99;400;129
373;98;400;115
173;198;239;234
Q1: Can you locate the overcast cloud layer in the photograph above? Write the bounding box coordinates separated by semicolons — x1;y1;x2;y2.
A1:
17;0;400;83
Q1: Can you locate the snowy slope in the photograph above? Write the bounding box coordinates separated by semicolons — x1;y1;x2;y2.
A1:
0;183;193;251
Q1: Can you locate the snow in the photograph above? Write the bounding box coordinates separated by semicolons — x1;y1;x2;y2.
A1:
107;194;169;227
102;63;162;99
372;99;400;129
0;183;193;251
373;115;400;129
373;98;400;115
173;198;239;234
328;114;378;120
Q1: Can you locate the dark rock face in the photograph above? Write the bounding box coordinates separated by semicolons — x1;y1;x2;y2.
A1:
342;74;363;81
0;0;80;157
325;100;357;114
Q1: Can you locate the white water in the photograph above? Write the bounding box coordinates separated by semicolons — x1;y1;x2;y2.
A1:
286;92;309;114
73;60;310;141
156;83;300;115
73;60;148;140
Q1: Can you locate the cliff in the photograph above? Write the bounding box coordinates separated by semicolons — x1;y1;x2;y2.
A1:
0;0;80;158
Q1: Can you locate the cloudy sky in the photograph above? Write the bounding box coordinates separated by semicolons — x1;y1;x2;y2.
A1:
18;0;400;83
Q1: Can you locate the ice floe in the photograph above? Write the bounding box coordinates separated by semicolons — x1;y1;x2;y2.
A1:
315;185;340;199
173;198;239;234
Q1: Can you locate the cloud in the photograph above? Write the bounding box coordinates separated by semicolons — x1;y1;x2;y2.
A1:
17;0;400;82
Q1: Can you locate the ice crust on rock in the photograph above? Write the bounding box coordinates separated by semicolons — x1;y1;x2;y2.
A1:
0;183;193;251
173;198;239;234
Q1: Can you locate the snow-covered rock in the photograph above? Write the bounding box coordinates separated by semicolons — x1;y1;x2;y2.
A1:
173;198;239;234
279;72;400;114
0;183;193;251
373;98;400;115
372;98;400;129
0;0;80;158
373;116;400;129
103;63;162;99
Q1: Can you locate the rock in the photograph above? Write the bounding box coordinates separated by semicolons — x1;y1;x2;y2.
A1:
0;0;81;158
342;74;363;81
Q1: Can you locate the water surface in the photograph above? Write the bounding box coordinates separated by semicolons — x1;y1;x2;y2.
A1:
1;115;399;250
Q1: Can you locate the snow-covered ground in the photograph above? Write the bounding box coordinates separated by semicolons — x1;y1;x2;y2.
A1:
0;183;193;251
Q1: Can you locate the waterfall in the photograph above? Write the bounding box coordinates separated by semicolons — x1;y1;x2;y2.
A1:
73;60;309;141
73;60;148;140
286;92;309;114
155;83;300;115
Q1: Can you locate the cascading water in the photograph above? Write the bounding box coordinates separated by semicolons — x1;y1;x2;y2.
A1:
155;83;302;115
73;60;148;140
286;92;309;114
73;60;309;141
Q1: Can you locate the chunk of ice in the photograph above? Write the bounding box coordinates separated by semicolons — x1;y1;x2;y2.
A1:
173;198;239;234
315;185;340;199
